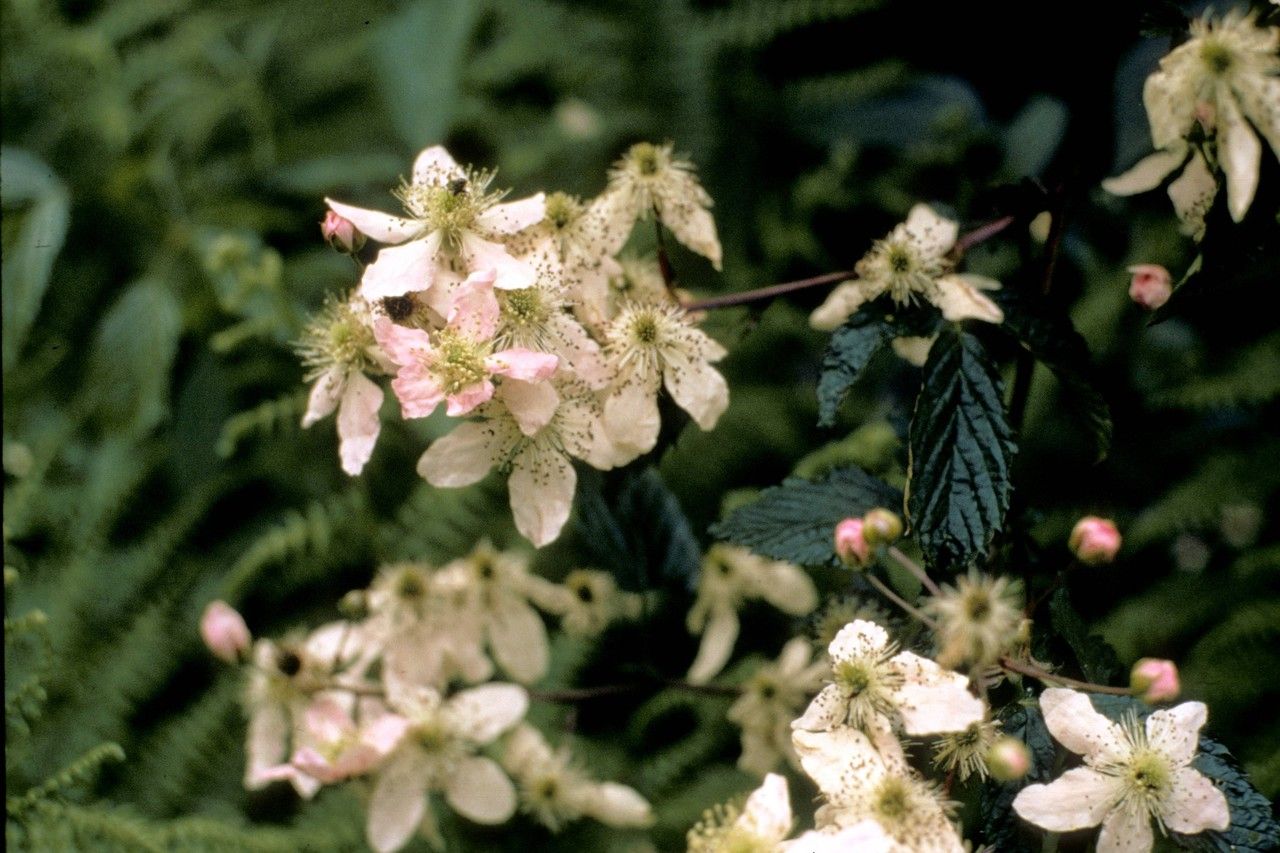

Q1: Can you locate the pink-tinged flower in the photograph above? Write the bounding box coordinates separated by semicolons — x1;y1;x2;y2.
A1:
289;696;409;784
376;271;559;421
326;145;545;301
321;210;365;254
1070;516;1122;565
1131;658;1181;704
834;518;871;567
200;600;250;663
1013;689;1229;853
1128;264;1173;310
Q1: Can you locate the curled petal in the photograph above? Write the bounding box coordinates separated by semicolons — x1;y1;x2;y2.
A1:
660;199;722;270
461;233;537;291
810;280;872;332
302;367;345;428
933;275;1004;324
1168;151;1217;238
687;605;739;684
1217;90;1262;222
325;198;418;245
1102;147;1188;196
444;380;496;417
1143;67;1198;152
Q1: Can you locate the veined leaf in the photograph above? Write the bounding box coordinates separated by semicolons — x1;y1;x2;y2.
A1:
816;313;897;427
709;465;900;567
907;326;1015;570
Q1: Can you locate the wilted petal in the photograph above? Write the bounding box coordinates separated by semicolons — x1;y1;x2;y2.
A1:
1145;701;1207;767
1012;767;1120;831
325;198;418;245
1168;151;1217;238
366;749;431;853
448;683;529;744
417;421;503;487
1163;766;1230;834
446;755;517;824
933;275;1004;324
810;280;873;332
687;604;739;684
302;367;345;428
1217;91;1261;222
362;235;442;301
508;446;576;547
739;773;792;842
661;201;722;270
1039;688;1128;763
486;595;550;684
337;371;383;475
1096;803;1154;853
477;194;547;235
1102;148;1187;196
662;349;729;430
1235;75;1280;159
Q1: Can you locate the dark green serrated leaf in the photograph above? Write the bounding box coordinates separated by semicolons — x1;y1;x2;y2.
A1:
572;466;702;592
907;327;1016;570
979;698;1057;852
996;289;1112;461
1048;587;1123;685
709;466;900;566
817;314;897;427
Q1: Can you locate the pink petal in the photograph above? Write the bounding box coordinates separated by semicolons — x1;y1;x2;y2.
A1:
362;715;412;756
303;696;356;744
360;234;442;301
447;270;500;339
497;379;560;436
445;380;496;416
390;365;446;419
324;198;418;244
461;233;537;290
374;318;433;366
337;372;383;475
485;349;559;382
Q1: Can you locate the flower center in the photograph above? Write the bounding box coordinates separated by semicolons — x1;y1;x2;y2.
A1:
874;777;912;823
276;649;303;677
887;244;914;273
573;581;594;603
501;287;551;328
297;299;376;376
1200;39;1233;74
416;721;449;753
631;313;660;344
629;142;661;176
835;659;873;695
544;191;580;229
433;328;490;396
964;590;992;622
396;569;426;599
1126;749;1172;799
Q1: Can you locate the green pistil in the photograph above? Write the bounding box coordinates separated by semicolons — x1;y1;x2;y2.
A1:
501;287;550;328
1201;40;1233;75
629;142;661;175
835;659;872;695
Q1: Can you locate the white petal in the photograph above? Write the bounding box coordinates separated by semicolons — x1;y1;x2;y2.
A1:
445;756;517;824
660;200;722;270
782;824;894;853
1217;90;1261;222
476;194;547;236
662;350;729;431
1102;148;1187;196
1039;688;1128;763
1234;75;1280;160
581;782;654;828
791;684;847;732
1168;151;1217;237
1143;66;1197;151
687;605;739;684
828;620;889;663
888;651;986;735
1012;767;1121;832
325;198;418;245
507;446;575;547
460;233;537;291
755;563;819;616
244;701;291;789
1145;701;1207;767
932;274;1004;324
302;367;345;428
738;773;793;842
412;146;463;186
1163;766;1230;834
417;421;504;487
792;726;880;799
447;683;529;744
366;749;430;853
361;235;442;301
904;204;959;257
486;595;550;684
588;189;639;255
1096;803;1154;853
776;637;813;675
496;379;559;437
501;723;553;777
602;381;661;459
891;335;934;367
337;371;383;475
809;280;872;332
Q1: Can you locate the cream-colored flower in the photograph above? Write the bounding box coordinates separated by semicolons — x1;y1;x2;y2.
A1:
728;638;828;775
792;620;985;736
931;719;1001;783
925;570;1025;670
366;683;528;853
493;273;610;389
602;301;729;460
1012;689;1229;853
686;773;793;852
793;727;964;853
379;567;494;694
531;568;643;637
809;204;1003;332
600;142;722;270
687;545;819;684
1104;11;1280;226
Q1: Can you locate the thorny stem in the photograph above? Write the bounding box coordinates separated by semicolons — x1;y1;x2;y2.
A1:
998;655;1132;696
887;546;941;597
680;215;1018;312
864;572;939;630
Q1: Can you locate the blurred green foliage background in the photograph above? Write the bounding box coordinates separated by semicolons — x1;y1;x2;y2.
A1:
4;0;1277;849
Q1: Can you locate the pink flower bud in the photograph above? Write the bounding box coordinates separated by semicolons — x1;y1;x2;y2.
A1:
1069;516;1121;565
1131;658;1180;704
834;518;871;568
987;736;1032;782
1127;264;1172;311
321;210;365;254
200;600;251;663
1194;100;1216;133
862;508;903;545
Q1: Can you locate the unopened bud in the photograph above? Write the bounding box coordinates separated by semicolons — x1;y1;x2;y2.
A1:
1069;516;1121;565
1131;658;1180;704
321;210;365;254
834;518;871;568
987;736;1032;782
862;508;903;546
338;589;369;620
1127;264;1172;311
200;600;251;663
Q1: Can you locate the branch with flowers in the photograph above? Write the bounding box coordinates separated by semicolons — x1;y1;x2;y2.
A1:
188;8;1280;853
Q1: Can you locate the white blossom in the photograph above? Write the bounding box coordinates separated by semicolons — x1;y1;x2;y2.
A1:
686;773;793;852
1012;689;1229;853
728;638;828;775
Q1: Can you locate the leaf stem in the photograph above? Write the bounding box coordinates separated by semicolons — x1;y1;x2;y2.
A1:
887;545;941;597
865;572;938;630
998;655;1131;696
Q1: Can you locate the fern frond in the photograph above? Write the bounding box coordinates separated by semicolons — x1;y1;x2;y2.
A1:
1149;334;1280;410
706;0;883;50
7;742;125;817
216;390;307;458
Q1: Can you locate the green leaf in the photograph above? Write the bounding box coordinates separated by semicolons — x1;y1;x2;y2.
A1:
1;148;70;374
372;1;478;149
907;326;1016;570
1047;587;1123;685
816;314;897;427
709;465;900;567
979;697;1056;852
996;289;1112;461
572;466;702;592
